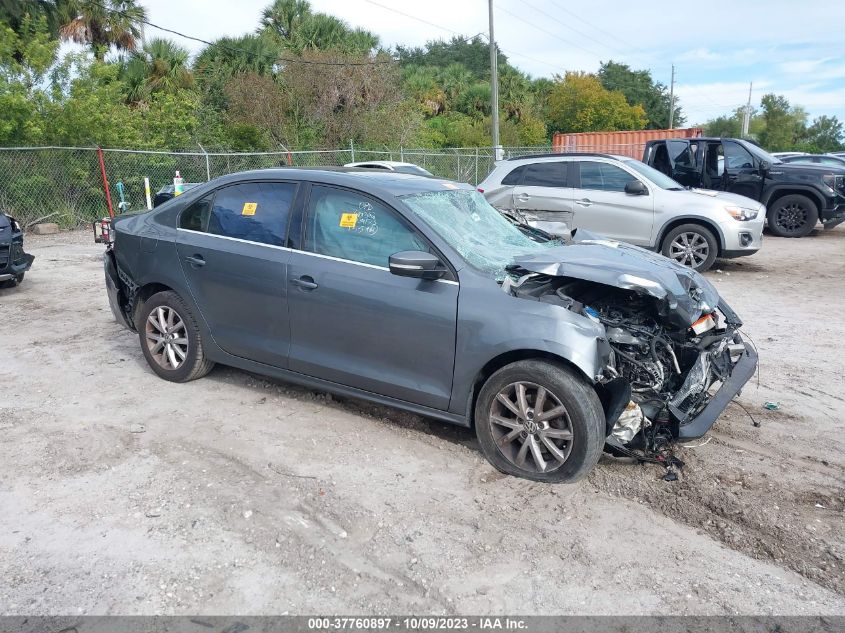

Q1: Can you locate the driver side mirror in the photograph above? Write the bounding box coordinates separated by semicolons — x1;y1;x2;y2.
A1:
624;180;648;195
759;160;771;174
389;251;447;280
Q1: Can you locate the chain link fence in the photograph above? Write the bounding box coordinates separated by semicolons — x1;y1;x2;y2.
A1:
0;144;565;228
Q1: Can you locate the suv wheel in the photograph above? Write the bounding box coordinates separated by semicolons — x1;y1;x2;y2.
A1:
0;272;24;289
661;223;718;272
137;291;215;382
767;194;818;237
474;360;605;483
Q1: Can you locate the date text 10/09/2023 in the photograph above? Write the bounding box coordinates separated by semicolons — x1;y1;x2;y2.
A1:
307;617;528;630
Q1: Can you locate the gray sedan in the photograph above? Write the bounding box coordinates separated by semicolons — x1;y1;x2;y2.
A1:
99;168;756;482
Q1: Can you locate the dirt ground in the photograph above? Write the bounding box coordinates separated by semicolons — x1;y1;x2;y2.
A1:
1;226;844;616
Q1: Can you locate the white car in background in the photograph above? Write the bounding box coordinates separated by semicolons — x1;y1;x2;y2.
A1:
344;160;434;177
478;153;765;272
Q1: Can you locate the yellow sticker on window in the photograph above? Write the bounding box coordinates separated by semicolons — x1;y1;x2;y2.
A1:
339;212;358;228
242;202;258;216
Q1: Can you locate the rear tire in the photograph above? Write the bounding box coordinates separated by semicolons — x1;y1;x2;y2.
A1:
767;194;818;237
0;273;24;289
474;360;605;483
661;223;718;272
137;290;214;382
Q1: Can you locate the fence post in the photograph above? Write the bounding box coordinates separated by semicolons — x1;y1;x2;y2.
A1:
198;143;211;181
349;139;355;163
96;146;115;219
400;146;404;162
475;147;479;185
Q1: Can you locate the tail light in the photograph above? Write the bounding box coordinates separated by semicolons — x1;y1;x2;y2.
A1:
93;217;114;244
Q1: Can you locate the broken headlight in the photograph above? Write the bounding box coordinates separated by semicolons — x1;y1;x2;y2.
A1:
724;205;758;221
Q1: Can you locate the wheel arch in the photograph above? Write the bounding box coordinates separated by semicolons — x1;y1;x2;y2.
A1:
762;186;824;213
465;349;596;429
656;216;725;255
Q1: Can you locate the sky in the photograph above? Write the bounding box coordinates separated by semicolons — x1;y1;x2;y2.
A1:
134;0;845;127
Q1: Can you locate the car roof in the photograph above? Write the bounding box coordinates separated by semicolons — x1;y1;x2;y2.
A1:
199;167;470;197
345;160;423;168
505;152;618;162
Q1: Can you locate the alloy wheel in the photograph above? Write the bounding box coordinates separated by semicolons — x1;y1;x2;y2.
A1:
145;306;189;370
776;202;808;233
669;232;710;268
488;381;574;474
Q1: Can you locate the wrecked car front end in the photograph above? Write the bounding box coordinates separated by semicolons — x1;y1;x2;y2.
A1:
0;213;35;287
502;233;757;453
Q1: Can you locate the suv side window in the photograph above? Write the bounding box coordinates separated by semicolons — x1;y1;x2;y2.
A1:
179;196;213;232
304;185;428;267
502;165;526;185
723;141;755;171
522;162;568;187
206;182;296;247
578;161;635;192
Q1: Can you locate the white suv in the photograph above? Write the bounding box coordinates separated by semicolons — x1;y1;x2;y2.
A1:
478;153;764;272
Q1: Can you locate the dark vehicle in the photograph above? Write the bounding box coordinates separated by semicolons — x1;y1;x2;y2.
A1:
644;137;845;237
98;168;756;482
0;212;34;288
153;183;201;208
780;154;845;168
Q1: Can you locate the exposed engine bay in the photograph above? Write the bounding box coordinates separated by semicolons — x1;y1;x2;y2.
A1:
501;267;750;460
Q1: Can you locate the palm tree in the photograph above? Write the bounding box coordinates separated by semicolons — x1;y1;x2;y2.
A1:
58;0;147;61
438;63;473;112
121;37;192;104
260;0;311;40
1;0;60;36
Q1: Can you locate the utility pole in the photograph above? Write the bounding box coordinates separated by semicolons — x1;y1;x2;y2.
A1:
488;0;502;160
668;65;675;129
741;81;753;137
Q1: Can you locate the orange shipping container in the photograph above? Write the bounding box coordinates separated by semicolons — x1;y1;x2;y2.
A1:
552;128;703;160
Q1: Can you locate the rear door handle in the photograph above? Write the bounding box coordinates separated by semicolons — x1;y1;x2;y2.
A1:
290;276;318;290
576;198;592;207
185;254;205;267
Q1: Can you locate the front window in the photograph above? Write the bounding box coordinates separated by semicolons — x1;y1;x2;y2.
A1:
400;189;557;279
622;159;684;190
741;141;781;164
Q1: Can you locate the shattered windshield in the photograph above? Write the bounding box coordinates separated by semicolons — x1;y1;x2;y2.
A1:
400;189;558;279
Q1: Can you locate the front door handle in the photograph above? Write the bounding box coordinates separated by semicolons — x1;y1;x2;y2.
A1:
576;198;592;207
185;254;205;267
517;193;531;202
290;276;318;290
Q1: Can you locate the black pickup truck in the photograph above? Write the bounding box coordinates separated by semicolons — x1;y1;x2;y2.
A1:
643;137;845;237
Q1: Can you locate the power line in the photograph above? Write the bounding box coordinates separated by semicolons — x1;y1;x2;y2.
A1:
546;0;640;51
493;3;606;58
86;0;392;66
517;0;628;57
363;0;465;37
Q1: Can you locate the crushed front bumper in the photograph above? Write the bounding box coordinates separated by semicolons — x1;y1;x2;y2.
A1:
0;240;34;282
821;203;845;229
675;338;758;439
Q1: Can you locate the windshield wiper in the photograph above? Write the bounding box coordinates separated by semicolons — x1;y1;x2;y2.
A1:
500;211;555;241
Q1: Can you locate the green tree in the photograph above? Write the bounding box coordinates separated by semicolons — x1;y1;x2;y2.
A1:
758;93;807;151
121;37;193;104
58;0;146;61
547;72;647;133
799;115;843;153
598;60;683;129
260;0;310;40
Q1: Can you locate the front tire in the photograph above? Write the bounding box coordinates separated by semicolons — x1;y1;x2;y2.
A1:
137;291;215;382
661;223;718;272
474;360;605;483
767;194;818;237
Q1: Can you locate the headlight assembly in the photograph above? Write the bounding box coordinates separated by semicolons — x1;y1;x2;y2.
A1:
724;205;758;221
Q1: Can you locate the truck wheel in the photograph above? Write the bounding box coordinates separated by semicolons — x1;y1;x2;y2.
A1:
767;194;818;237
0;273;24;289
137;291;215;382
661;223;718;272
474;360;605;483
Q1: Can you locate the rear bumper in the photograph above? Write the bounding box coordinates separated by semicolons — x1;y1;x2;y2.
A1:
676;339;758;439
104;252;133;330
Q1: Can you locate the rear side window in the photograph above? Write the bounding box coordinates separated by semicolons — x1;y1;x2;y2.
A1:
501;165;526;185
304;185;428;267
523;162;568;187
179;196;212;232
206;182;296;246
578;162;635;192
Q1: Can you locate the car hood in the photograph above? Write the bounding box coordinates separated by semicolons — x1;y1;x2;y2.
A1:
687;188;763;208
507;230;724;329
772;162;845;175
